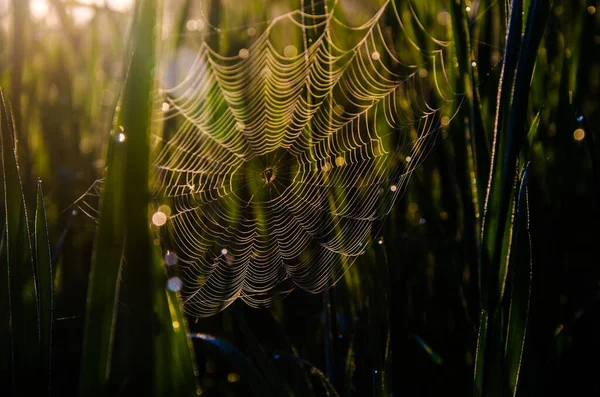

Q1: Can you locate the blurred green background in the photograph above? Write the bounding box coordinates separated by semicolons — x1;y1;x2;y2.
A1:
0;0;599;396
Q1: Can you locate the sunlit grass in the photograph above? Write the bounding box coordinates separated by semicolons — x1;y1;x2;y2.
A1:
1;0;599;396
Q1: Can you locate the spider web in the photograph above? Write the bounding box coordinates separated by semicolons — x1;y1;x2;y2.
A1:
79;0;459;317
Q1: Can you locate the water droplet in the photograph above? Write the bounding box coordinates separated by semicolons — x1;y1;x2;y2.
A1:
273;354;280;360
152;211;167;226
419;68;428;78
574;128;585;141
405;156;412;163
247;27;257;37
239;48;249;59
172;320;180;329
165;251;178;266
374;370;379;375
335;156;345;167
419;218;426;224
227;373;240;383
221;248;228;255
167;277;182;292
186;20;197;31
235;121;245;131
71;209;78;216
157;204;172;217
371;51;380;60
466;6;471;12
576;114;584;122
390;185;397;192
377;238;383;245
471;61;477;67
437;11;451;26
161;102;170;112
116;132;126;142
284;44;297;57
186;19;204;31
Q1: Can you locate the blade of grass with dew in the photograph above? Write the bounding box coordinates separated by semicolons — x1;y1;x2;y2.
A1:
79;0;156;393
34;180;53;395
152;243;199;396
0;88;41;394
479;0;523;319
504;164;532;397
476;0;551;395
449;0;488;220
190;333;274;397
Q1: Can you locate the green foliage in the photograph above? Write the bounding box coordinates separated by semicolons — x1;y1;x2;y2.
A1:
1;0;599;396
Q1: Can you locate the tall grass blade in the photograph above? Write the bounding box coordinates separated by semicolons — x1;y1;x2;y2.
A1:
116;0;156;392
79;124;127;395
480;0;523;316
79;0;156;392
476;0;550;395
504;165;532;397
0;88;41;394
34;180;53;394
152;244;199;396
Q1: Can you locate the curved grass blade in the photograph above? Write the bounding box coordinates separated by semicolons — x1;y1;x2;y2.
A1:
34;180;53;395
480;0;524;317
504;164;532;397
0;88;41;394
518;108;543;173
189;333;274;397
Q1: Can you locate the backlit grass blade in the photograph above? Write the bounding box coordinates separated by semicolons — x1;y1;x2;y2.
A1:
504;165;532;397
34;180;53;395
0;88;41;394
79;0;156;393
480;0;523;315
152;244;199;396
475;0;550;396
78;123;127;395
519;108;543;172
116;0;155;392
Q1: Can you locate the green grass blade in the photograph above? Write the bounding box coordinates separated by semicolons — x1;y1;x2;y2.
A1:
34;180;53;395
116;0;156;392
79;127;127;395
79;0;156;391
504;165;532;397
480;0;523;315
519;108;543;172
0;88;41;394
152;244;199;396
473;310;489;397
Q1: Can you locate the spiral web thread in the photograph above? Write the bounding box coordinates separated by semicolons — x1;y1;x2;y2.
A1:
79;0;459;317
